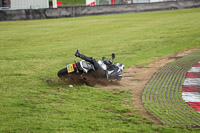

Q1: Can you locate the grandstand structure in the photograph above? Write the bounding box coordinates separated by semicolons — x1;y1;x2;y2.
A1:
0;0;49;10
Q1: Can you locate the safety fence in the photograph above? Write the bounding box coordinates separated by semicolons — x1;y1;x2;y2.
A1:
56;0;199;6
0;0;200;21
59;0;198;6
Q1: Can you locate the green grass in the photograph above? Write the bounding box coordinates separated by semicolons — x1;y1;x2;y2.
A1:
50;0;85;6
0;8;200;132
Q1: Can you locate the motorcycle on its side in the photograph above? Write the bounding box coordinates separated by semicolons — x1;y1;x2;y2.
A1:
57;53;124;86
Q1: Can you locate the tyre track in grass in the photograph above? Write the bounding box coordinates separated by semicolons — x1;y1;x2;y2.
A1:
143;49;200;127
150;63;187;126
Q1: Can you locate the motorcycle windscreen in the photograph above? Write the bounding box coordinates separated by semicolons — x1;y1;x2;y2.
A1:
66;64;75;73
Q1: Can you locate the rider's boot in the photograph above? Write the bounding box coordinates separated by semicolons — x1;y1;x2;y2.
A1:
74;49;104;72
75;49;80;57
75;49;93;62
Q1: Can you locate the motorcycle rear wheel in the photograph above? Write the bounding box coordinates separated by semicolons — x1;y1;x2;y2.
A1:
57;68;68;78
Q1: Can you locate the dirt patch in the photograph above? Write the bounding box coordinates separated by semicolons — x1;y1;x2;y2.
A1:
98;48;199;125
56;70;119;87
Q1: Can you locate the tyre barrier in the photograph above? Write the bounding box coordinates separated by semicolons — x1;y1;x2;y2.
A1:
142;50;200;127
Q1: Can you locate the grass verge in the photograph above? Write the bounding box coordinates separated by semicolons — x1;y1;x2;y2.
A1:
0;8;200;132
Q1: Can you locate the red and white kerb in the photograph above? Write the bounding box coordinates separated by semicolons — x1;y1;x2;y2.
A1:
182;61;200;113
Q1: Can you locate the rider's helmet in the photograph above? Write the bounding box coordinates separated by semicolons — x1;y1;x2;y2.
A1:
116;63;124;71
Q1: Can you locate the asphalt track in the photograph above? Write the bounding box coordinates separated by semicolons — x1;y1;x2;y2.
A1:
142;49;200;127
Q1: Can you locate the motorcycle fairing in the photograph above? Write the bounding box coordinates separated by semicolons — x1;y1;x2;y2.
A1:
106;63;124;81
97;60;107;70
116;63;124;71
79;60;95;73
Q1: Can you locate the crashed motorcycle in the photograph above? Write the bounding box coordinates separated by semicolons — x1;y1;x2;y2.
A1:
57;53;124;86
